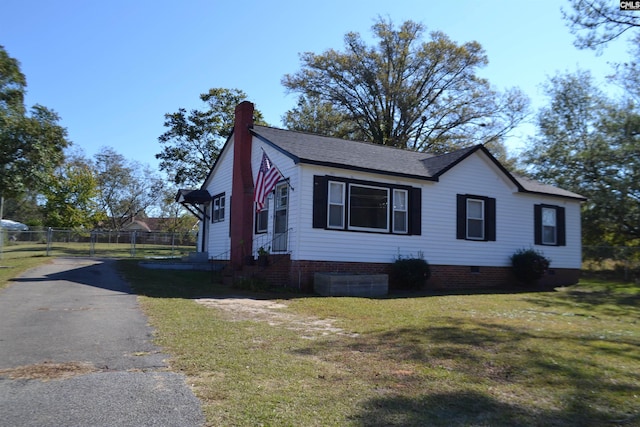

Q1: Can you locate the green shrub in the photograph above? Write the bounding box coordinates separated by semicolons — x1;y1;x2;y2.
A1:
390;257;431;291
510;248;550;286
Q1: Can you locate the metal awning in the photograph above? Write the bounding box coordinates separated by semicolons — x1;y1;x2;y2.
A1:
176;189;211;221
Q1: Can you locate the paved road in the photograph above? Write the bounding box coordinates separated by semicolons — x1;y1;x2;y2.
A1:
0;257;204;427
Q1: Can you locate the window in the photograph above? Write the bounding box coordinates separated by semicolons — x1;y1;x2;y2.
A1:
466;198;485;240
349;184;389;231
273;183;289;252
393;189;408;234
255;207;268;234
313;175;421;235
276;184;288;211
328;181;345;228
534;204;566;246
212;193;225;223
542;207;556;245
456;194;496;241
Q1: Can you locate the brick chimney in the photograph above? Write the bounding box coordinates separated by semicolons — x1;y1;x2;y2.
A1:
230;101;255;269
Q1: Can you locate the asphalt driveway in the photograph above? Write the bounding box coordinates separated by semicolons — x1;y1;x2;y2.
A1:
0;257;204;427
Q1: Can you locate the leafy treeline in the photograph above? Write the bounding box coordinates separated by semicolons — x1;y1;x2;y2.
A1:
525;0;640;247
0;46;185;231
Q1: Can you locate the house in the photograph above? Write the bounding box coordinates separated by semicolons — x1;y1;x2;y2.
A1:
122;219;153;232
178;101;585;290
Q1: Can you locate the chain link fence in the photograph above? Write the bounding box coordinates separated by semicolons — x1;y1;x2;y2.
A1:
2;228;639;281
0;227;197;260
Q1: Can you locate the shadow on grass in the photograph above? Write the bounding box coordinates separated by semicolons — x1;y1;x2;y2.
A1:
295;316;640;426
523;281;640;318
353;391;526;427
117;259;226;298
352;389;639;427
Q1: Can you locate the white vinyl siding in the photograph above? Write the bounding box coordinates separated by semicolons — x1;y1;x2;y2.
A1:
204;145;233;258
294;151;582;269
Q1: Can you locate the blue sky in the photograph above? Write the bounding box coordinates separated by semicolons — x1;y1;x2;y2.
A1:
1;0;631;172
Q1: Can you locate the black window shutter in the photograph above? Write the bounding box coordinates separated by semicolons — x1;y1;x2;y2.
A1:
557;206;566;246
456;194;466;240
312;175;328;229
409;187;422;235
485;197;496;241
534;204;542;245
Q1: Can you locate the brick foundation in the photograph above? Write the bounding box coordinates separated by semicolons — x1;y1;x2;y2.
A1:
234;257;580;292
428;265;579;290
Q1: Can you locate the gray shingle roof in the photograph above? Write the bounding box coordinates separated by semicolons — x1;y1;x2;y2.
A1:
513;174;585;200
250;125;585;201
251;125;434;179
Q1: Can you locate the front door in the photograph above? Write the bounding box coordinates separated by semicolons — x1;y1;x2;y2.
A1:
272;183;288;252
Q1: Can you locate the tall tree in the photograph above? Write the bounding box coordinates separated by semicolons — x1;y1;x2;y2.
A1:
282;18;529;153
0;45;26;114
156;88;266;188
94;147;163;230
560;2;640;245
522;70;640;245
0;46;69;215
42;151;101;228
282;95;367;141
562;0;640;51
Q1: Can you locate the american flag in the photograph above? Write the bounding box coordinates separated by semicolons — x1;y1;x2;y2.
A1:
254;151;283;212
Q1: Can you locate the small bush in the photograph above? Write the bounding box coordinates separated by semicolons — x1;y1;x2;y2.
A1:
390;257;431;291
511;249;550;286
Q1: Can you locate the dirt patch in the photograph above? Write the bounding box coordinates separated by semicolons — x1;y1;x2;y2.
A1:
0;361;97;381
194;297;359;339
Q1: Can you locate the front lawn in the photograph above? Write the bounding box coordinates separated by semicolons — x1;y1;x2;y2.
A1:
119;261;640;426
0;253;51;290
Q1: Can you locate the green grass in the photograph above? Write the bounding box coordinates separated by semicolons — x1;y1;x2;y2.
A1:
117;261;640;427
0;255;51;290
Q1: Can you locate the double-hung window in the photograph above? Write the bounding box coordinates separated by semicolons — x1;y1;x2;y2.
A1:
534;204;566;246
466;198;485;240
456;194;496;241
212;193;225;223
393;189;408;234
542;207;557;245
255;207;268;234
328;181;345;229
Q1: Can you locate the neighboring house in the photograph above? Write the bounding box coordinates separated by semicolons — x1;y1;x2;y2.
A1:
121;218;169;232
178;102;585;290
122;219;152;232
